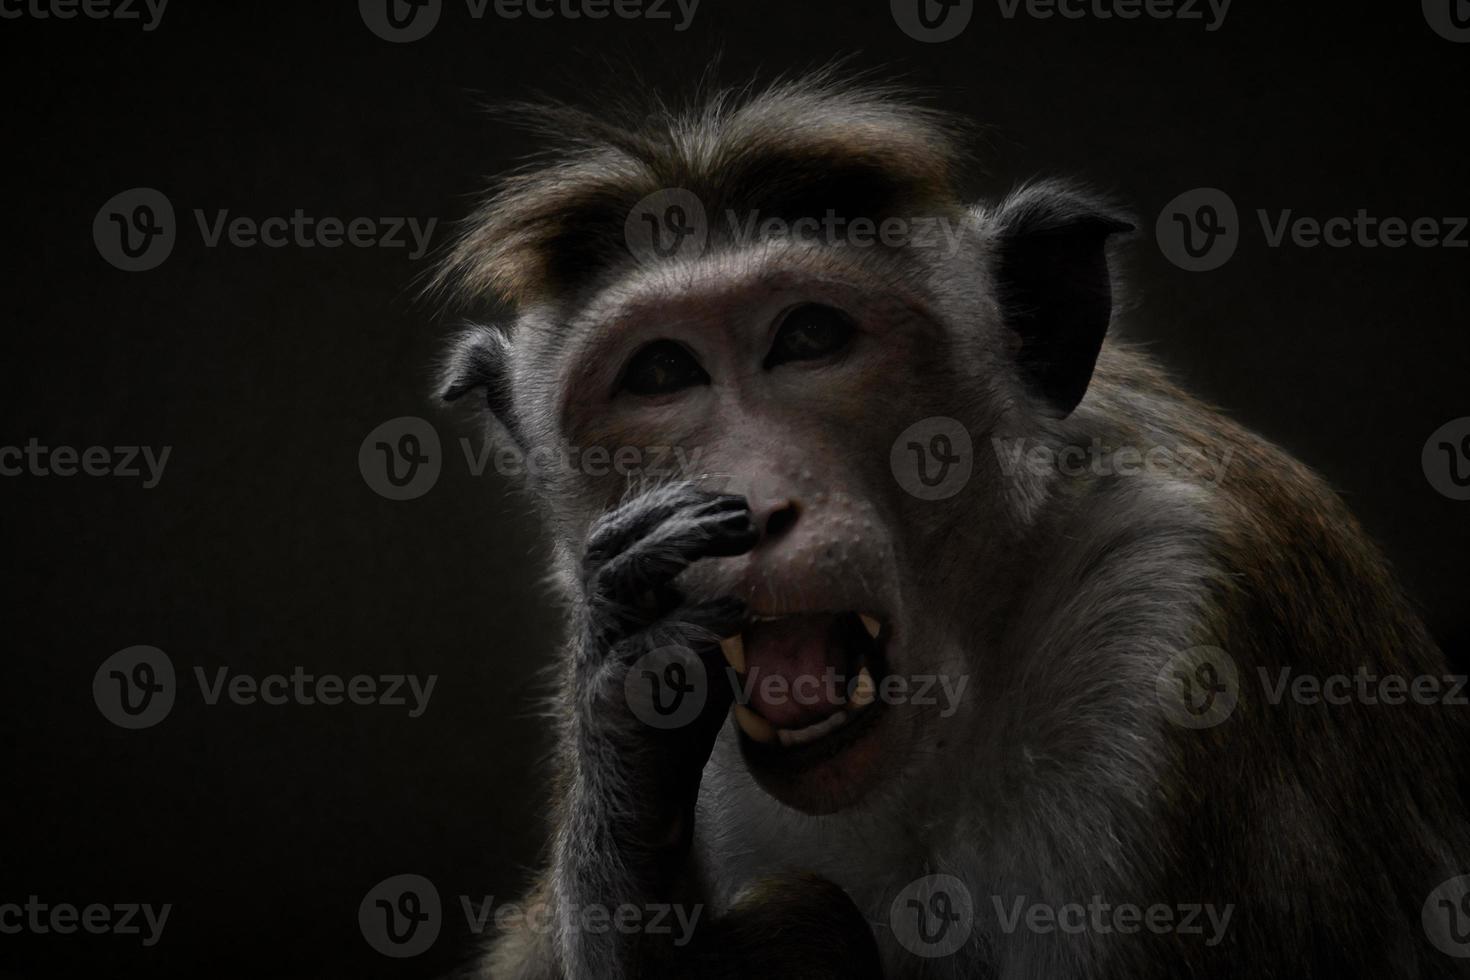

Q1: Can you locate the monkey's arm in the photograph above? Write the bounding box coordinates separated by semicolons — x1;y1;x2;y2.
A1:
480;484;882;980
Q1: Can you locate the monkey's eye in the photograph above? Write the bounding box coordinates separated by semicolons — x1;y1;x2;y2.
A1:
618;340;710;397
764;304;855;369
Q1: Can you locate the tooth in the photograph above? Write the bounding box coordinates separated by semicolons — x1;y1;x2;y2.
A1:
860;614;882;640
850;667;876;708
734;704;775;744
719;634;745;673
777;711;848;747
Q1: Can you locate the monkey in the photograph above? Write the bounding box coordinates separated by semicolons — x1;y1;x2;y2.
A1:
433;70;1470;979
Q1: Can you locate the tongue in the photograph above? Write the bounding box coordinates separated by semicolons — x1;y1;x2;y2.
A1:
742;614;854;729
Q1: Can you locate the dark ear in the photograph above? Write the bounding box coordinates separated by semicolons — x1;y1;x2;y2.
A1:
439;324;523;447
990;182;1134;418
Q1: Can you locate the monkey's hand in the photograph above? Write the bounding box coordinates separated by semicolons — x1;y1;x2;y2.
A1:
553;484;755;976
574;483;754;850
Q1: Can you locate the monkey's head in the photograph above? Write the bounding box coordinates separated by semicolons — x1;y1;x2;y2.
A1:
439;74;1131;816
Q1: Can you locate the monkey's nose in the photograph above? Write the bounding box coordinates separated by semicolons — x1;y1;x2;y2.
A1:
757;498;801;544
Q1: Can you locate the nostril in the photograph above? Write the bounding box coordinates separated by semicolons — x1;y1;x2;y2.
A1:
764;500;801;542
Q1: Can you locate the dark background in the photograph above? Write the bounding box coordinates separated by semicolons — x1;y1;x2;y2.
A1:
1;2;1466;977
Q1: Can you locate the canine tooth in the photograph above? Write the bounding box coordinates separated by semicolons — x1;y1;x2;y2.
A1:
850;667;876;708
719;634;745;673
734;704;775;744
860;614;882;639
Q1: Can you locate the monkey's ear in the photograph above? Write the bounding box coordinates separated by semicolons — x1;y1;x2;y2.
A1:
439;324;523;447
988;181;1134;418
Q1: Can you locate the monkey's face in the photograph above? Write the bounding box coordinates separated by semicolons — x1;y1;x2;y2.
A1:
537;243;1015;814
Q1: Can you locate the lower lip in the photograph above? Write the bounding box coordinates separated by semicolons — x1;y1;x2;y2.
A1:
735;694;887;773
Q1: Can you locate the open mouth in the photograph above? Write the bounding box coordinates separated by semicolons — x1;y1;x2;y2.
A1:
720;610;890;768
